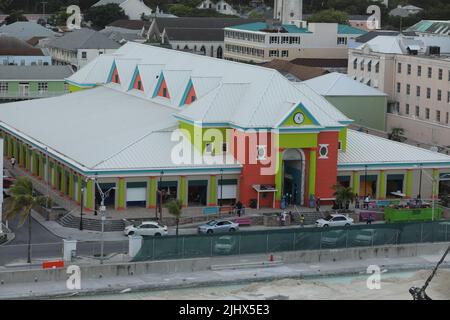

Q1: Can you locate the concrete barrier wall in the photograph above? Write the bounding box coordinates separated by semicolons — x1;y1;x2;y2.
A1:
1;242;449;285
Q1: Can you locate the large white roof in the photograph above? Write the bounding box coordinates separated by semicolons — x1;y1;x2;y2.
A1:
66;42;351;129
302;73;387;97
339;130;450;169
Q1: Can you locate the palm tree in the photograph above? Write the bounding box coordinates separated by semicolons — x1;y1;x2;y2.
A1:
4;177;51;264
332;184;354;210
388;127;407;142
165;199;182;236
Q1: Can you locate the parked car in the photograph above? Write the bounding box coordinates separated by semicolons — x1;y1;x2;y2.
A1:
198;219;239;234
213;236;237;254
123;221;168;236
353;229;377;246
321;230;347;248
316;214;354;227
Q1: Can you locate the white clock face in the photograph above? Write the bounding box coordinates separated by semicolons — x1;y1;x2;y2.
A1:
293;112;305;124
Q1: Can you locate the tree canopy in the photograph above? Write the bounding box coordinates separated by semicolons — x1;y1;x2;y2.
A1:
84;4;128;29
4;10;28;24
307;9;350;24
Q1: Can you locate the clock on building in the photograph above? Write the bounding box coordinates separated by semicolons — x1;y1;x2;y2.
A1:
293;112;305;124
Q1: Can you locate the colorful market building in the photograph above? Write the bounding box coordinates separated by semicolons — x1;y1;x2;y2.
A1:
1;42;450;213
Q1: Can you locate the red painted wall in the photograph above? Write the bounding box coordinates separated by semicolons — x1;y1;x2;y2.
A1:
112;67;120;84
315;131;339;203
157;78;170;98
185;85;197;105
132;73;143;91
231;129;276;208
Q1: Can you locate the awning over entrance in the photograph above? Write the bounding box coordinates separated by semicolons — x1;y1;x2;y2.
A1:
252;184;277;209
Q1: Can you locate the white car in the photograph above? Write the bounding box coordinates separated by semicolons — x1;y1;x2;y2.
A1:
124;221;168;236
316;214;354;227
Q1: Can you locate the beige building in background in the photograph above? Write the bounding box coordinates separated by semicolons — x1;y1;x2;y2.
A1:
348;33;450;151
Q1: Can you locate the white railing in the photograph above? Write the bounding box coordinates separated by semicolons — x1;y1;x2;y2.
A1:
0;91;68;99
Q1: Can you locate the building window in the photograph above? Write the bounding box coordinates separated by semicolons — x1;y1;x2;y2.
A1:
415;106;420;117
81;51;87;59
375;62;379;73
38;82;48;94
353;59;357;70
269;36;279;44
406;84;410;95
397;63;401;73
269;50;279;57
417;65;422;76
438;89;442;101
222;143;227;152
0;81;8;93
426;108;430;119
428;67;432;78
448;91;450;103
162;88;168;97
318;144;329;159
257;145;267;160
338;141;342;150
114;74;119;83
448;70;450;81
436;110;441;122
416;86;421;97
439;68;443;80
427;88;431;99
405;104;410;115
360;60;364;71
446;112;449;124
205;143;213;154
137;81;142;90
407;64;411;75
396;82;401;93
337;37;347;45
368;60;372;72
281;50;288;58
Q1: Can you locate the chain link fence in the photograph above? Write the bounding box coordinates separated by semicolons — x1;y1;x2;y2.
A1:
133;221;450;261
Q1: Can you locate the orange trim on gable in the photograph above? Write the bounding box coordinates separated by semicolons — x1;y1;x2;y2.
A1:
112;67;121;84
185;84;197;105
157;78;170;98
132;72;143;91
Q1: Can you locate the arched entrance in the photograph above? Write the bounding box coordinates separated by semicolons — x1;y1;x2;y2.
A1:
282;149;305;206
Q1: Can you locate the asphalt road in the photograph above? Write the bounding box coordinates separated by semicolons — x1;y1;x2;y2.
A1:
0;215;128;266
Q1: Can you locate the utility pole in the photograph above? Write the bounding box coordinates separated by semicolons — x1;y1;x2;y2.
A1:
41;2;47;18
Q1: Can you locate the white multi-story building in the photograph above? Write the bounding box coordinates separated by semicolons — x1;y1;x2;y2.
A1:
197;0;237;16
348;33;450;150
224;0;366;63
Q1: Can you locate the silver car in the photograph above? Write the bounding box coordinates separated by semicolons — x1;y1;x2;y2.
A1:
198;220;239;234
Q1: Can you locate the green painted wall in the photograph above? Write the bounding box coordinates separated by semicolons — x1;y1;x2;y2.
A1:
276;133;318;149
325;96;387;131
3;81;67;95
69;83;90;93
338;127;347;152
209;175;216;206
179;121;228;154
281;106;315;126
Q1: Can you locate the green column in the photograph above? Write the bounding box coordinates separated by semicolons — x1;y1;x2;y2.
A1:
39;153;44;179
46;155;50;183
275;149;283;202
18;142;24;167
32;150;38;175
1;132;6;156
12;139;17;159
432;169;439;199
60;166;66;194
118;178;125;209
69;172;74;199
379;170;386;199
352;171;359;195
52;162;57;189
405;169;413;198
180;176;187;207
7;135;12;159
25;147;30;171
77;175;82;204
149;177;156;208
209;175;217;206
86;178;93;210
309;148;317;207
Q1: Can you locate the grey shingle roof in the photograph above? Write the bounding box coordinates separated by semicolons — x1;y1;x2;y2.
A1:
0;22;57;41
154;17;261;30
165;28;224;41
47;28;121;51
0;65;74;80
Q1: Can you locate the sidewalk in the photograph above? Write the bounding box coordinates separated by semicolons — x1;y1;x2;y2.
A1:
1;251;449;300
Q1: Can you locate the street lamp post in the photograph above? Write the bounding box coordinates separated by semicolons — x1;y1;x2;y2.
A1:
94;179;115;265
364;165;368;197
419;164;423;197
159;170;164;221
219;169;223;207
79;180;85;231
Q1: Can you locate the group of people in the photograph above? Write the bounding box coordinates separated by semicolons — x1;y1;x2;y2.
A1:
355;194;372;210
279;211;306;227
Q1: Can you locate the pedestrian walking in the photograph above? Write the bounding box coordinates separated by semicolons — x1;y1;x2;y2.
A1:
367;213;373;225
280;211;287;226
235;201;243;217
355;194;360;209
315;197;321;212
299;214;305;227
364;195;370;209
10;156;16;168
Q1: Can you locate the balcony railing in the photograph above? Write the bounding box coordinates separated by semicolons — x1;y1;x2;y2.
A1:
0;91;68;99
